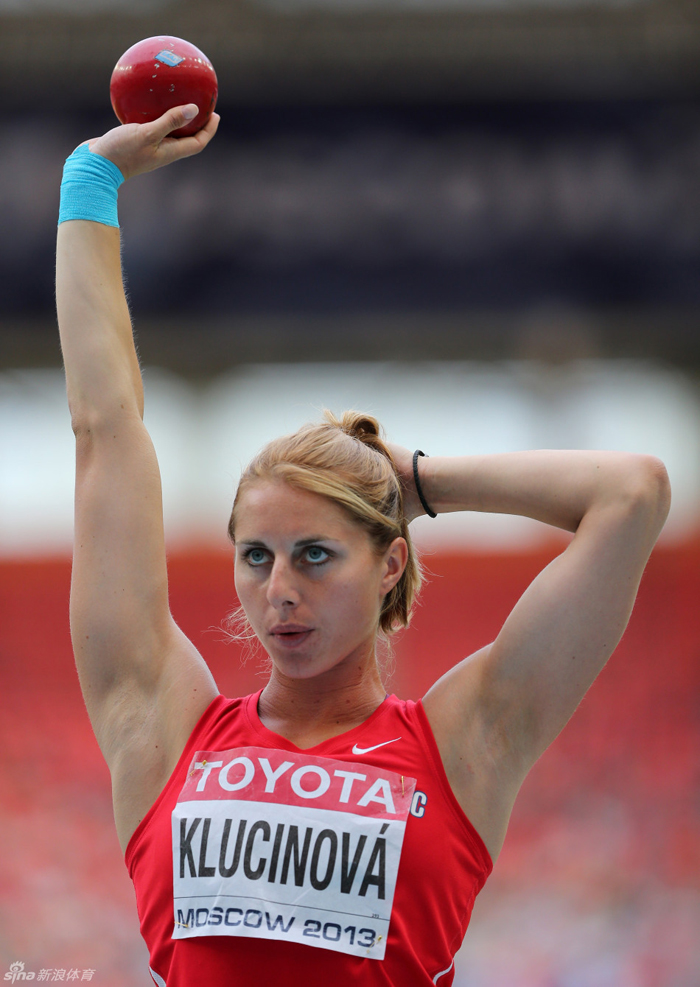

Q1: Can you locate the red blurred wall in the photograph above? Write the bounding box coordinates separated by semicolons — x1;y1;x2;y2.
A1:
1;543;699;982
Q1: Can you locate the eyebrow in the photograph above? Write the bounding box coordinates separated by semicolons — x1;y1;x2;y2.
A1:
238;536;335;549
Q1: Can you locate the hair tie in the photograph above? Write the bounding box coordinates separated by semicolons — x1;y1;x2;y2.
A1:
412;450;437;518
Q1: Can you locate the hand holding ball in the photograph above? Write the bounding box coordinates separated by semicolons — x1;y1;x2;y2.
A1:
110;36;218;137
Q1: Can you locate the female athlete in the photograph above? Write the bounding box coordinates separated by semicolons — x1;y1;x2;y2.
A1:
56;105;670;987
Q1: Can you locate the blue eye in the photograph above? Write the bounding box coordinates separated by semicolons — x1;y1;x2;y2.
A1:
246;548;269;566
304;546;329;564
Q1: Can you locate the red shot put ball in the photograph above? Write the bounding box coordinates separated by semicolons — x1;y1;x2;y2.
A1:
110;36;217;138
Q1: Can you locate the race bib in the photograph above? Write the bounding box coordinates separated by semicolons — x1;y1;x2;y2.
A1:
172;746;416;960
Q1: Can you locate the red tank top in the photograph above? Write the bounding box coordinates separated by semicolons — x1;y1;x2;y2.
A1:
126;691;492;986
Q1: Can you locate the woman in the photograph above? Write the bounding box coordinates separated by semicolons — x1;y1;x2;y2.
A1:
56;105;671;987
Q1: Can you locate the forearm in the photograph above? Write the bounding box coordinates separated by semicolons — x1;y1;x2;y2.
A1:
56;219;143;428
419;449;670;533
55;106;218;432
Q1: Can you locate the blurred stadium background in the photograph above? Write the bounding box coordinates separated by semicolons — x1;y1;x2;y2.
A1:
1;0;700;983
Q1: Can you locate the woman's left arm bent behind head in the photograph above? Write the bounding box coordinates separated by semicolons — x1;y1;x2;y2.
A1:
416;450;671;861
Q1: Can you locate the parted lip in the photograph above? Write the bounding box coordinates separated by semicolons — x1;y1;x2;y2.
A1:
268;623;313;635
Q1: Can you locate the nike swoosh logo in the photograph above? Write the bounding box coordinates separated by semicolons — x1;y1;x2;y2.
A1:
352;737;402;755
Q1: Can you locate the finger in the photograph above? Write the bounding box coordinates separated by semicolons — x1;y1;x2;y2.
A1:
189;112;220;149
187;111;220;148
158;112;220;164
146;104;200;143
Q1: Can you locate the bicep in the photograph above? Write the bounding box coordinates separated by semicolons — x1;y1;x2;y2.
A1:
424;500;664;859
424;460;669;857
71;413;168;670
70;413;216;746
476;494;665;771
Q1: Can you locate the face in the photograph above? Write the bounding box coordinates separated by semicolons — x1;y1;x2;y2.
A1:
233;480;407;682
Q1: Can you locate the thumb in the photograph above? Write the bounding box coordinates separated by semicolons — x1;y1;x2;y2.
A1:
149;103;199;140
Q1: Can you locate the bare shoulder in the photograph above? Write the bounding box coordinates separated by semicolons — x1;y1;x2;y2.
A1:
422;645;523;863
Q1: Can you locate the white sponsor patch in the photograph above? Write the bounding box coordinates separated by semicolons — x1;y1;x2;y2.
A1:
172;746;415;959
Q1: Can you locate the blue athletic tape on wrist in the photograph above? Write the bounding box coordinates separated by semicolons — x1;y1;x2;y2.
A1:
58;143;125;228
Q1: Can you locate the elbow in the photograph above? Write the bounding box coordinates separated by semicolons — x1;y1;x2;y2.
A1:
70;404;143;444
70;407;103;442
70;406;94;441
625;454;671;529
70;409;90;440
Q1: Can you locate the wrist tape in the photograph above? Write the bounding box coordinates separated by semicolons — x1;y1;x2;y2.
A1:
58;143;125;228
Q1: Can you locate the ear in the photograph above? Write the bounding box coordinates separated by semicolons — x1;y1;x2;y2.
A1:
380;537;409;595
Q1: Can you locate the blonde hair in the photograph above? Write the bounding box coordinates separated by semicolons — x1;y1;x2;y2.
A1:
229;410;422;635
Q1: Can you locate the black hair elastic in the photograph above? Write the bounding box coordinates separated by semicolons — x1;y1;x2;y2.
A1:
412;450;437;518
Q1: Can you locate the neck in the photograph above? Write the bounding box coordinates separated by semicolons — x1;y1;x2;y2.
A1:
258;650;386;748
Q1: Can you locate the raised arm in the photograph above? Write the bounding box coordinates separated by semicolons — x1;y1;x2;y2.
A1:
56;106;220;851
392;447;670;860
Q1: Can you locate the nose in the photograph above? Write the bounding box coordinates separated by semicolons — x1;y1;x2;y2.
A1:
266;557;301;610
